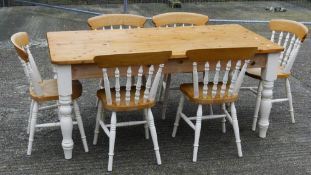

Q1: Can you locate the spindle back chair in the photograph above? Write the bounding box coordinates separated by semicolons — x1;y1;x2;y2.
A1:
172;47;257;162
245;19;308;131
152;12;209;120
93;51;171;171
87;14;147;106
11;32;88;155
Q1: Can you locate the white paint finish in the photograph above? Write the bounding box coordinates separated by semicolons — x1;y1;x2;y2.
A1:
193;104;202;162
193;62;199;98
230;103;243;157
147;108;162;165
286;78;295;123
258;53;280;138
212;61;221;98
203;62;210;97
284;39;301;73
108;112;117;171
135;66;143;104
220;61;231;97
73;100;89;152
149;64;164;101
102;68;112;105
281;35;296;67
172;95;185;137
271;30;275;42
125;67;132;105
252;81;263;131
56;64;74;159
229;60;241;95
144;65;154;101
93;101;102;145
234;60;250;94
27;101;38;155
277;32;283;45
161;73;171;120
115;68;121;105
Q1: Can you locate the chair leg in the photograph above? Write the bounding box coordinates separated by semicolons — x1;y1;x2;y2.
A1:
252;81;263;131
209;104;213;115
161;74;171;120
27;99;34;134
159;74;168;101
222;117;226;134
172;95;185;137
96;79;103;107
231;103;243;157
108;112;117;172
193;104;203;162
73;100;89;152
286;78;295;123
143;109;149;139
147;108;161;165
93;101;102;145
27;101;38;155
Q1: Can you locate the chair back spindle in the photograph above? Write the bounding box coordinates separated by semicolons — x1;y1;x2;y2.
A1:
186;47;257;99
94;51;171;106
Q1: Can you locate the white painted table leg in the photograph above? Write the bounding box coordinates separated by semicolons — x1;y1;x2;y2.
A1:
56;65;74;159
258;53;280;138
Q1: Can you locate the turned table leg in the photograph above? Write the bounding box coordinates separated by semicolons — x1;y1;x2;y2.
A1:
258;53;280;138
56;65;74;159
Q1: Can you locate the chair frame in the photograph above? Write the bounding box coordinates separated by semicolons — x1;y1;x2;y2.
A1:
93;51;171;171
11;32;88;155
242;19;308;131
87;13;147;108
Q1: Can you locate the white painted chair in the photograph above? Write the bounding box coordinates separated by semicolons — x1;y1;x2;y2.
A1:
244;19;308;131
152;12;209;120
93;51;171;171
87;14;147;107
172;47;257;162
11;32;89;155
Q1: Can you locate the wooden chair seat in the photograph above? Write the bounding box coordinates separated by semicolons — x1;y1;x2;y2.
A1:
30;79;82;102
180;82;238;105
97;86;155;112
246;67;290;80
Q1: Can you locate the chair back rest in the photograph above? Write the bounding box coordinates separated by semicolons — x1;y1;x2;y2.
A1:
186;47;257;98
152;12;208;27
94;51;171;105
88;14;147;30
269;19;308;73
11;32;43;96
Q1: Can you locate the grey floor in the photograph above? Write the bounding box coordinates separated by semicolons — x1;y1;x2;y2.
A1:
0;2;311;174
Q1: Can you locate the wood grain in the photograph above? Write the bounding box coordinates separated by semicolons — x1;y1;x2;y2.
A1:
47;24;283;65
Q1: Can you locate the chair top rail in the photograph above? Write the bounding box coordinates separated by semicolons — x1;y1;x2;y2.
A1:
269;19;308;42
94;51;172;68
11;32;30;62
88;14;147;30
186;47;257;62
152;12;209;27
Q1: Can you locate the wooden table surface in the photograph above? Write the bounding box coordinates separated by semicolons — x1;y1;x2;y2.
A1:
47;24;283;65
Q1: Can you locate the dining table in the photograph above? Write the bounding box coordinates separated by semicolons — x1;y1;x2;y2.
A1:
47;24;283;159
